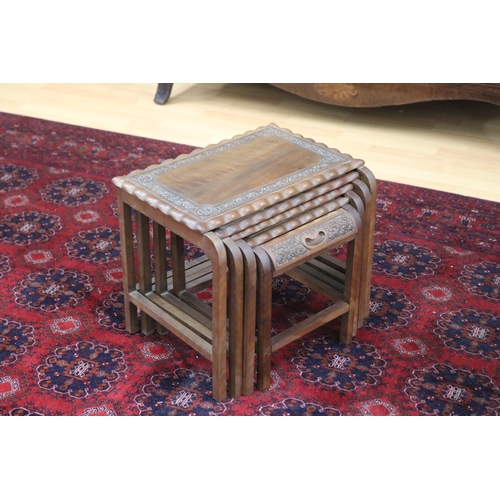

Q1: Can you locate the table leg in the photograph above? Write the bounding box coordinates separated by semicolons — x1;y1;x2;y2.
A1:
237;240;257;396
254;246;273;392
136;212;155;334
204;232;228;402
352;178;371;328
153;221;168;334
116;192;139;333
170;231;186;296
357;167;377;324
224;238;244;398
339;208;362;344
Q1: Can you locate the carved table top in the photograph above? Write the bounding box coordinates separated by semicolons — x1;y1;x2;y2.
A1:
112;124;364;233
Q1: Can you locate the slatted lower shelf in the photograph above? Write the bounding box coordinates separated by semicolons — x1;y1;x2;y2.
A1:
131;254;233;363
133;252;348;361
167;255;212;293
129;290;214;360
271;300;350;352
165;253;348;300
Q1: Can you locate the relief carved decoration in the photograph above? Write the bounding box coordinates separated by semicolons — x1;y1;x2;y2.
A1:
128;126;347;218
264;209;356;270
112;125;364;233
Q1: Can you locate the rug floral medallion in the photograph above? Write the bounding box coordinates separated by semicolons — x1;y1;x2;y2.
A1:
0;112;499;416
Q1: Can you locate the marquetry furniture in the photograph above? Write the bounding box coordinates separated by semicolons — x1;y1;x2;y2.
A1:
154;83;500;107
112;124;375;401
270;84;500;107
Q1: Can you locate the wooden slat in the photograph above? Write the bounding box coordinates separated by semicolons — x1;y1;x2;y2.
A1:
177;290;214;320
116;194;139;333
202;232;228;402
166;255;213;292
300;258;346;286
146;292;215;343
271;301;350;352
339;208;363;344
357;167;377;324
287;266;344;301
165;291;213;331
170;232;186;295
237;240;257;396
316;254;346;273
224;237;244;397
136;212;154;334
129;290;213;360
254;246;273;392
153;221;168;334
153;221;167;294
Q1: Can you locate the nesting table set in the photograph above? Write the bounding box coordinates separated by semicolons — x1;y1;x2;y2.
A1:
112;125;376;401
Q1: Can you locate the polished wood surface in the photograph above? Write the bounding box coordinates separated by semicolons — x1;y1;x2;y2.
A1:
157;135;321;204
114;124;364;233
271;83;500;107
0;83;499;202
113;124;364;232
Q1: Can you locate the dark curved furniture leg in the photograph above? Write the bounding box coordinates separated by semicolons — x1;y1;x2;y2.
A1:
154;83;173;105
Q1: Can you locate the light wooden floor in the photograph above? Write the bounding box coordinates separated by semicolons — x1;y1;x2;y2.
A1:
1;83;499;202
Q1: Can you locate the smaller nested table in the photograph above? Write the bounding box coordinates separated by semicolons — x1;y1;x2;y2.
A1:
112;124;370;401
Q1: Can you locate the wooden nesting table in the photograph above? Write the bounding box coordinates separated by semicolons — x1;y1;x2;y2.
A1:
112;124;375;401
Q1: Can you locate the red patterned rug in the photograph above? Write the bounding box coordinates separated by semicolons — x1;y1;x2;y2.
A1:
1;111;499;416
